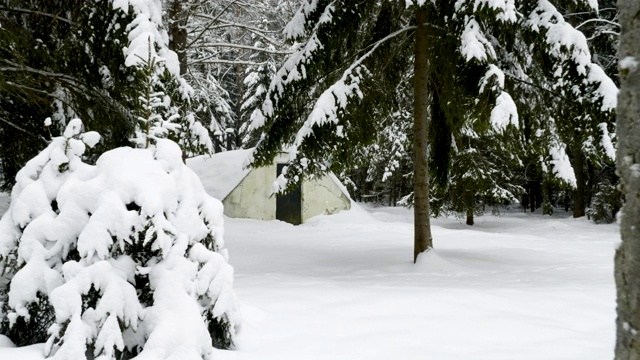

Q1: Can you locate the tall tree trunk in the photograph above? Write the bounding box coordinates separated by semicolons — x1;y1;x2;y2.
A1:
572;147;586;218
466;190;474;226
466;208;474;226
412;6;433;263
565;2;587;219
529;182;536;212
542;176;553;215
615;0;640;358
167;0;188;75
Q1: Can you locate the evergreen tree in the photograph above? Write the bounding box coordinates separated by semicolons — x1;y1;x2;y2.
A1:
431;125;524;225
0;0;137;188
0;0;213;189
0;120;239;358
249;0;616;261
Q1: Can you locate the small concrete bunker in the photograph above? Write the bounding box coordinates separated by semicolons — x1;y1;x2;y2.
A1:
188;149;351;225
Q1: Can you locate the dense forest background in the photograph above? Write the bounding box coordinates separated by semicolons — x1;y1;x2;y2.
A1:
0;0;621;225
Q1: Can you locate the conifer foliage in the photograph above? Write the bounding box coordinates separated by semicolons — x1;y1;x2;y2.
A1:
0;120;239;358
249;0;617;260
0;0;214;188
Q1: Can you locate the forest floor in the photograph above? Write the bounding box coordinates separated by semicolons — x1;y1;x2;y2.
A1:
0;200;617;359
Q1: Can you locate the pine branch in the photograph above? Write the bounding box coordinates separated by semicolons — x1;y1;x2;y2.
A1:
0;115;49;144
0;7;74;25
504;73;572;103
1;60;88;89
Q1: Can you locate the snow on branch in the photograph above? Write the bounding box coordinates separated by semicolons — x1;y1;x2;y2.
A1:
114;0;180;76
454;0;517;23
598;122;616;161
193;42;293;55
249;2;337;130
284;0;323;40
548;142;577;187
527;0;618;111
460;17;496;63
289;25;417;157
490;92;519;132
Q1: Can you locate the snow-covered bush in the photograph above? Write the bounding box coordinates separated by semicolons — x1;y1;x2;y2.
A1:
0;120;239;359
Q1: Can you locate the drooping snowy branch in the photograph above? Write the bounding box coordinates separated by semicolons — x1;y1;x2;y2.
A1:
527;0;618;111
289;25;417;157
113;0;180;75
249;1;337;130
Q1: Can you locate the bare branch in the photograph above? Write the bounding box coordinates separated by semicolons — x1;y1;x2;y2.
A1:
193;42;292;55
191;19;283;46
192;15;281;34
575;18;620;30
186;0;243;49
189;58;268;66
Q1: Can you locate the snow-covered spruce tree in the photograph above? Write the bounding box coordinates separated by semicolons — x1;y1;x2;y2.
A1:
0;120;239;358
431;124;525;225
239;62;279;148
250;0;616;261
349;78;414;206
122;0;214;156
509;1;618;217
130;38;213;156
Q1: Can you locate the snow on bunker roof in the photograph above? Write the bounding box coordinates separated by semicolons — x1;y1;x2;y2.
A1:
187;149;254;201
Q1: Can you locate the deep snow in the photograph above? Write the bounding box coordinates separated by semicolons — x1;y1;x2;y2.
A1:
0;200;617;359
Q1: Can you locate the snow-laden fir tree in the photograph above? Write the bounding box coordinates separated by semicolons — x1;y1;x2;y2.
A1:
122;0;214;155
0;120;239;359
239;62;279;148
431;124;525;225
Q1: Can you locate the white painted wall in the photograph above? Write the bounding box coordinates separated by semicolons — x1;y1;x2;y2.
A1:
222;154;351;223
223;164;277;220
301;176;351;223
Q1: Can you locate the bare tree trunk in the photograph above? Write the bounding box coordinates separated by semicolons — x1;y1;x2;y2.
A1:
167;0;188;75
615;0;640;358
542;176;553;215
412;6;433;263
466;191;474;226
466;208;474;226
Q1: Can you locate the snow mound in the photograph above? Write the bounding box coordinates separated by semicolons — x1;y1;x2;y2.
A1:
302;201;376;226
413;250;474;275
187;149;254;201
0;335;14;348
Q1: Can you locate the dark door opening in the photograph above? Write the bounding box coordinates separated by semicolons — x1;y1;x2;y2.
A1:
276;164;302;225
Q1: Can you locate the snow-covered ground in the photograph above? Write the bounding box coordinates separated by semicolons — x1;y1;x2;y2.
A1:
0;200;617;359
